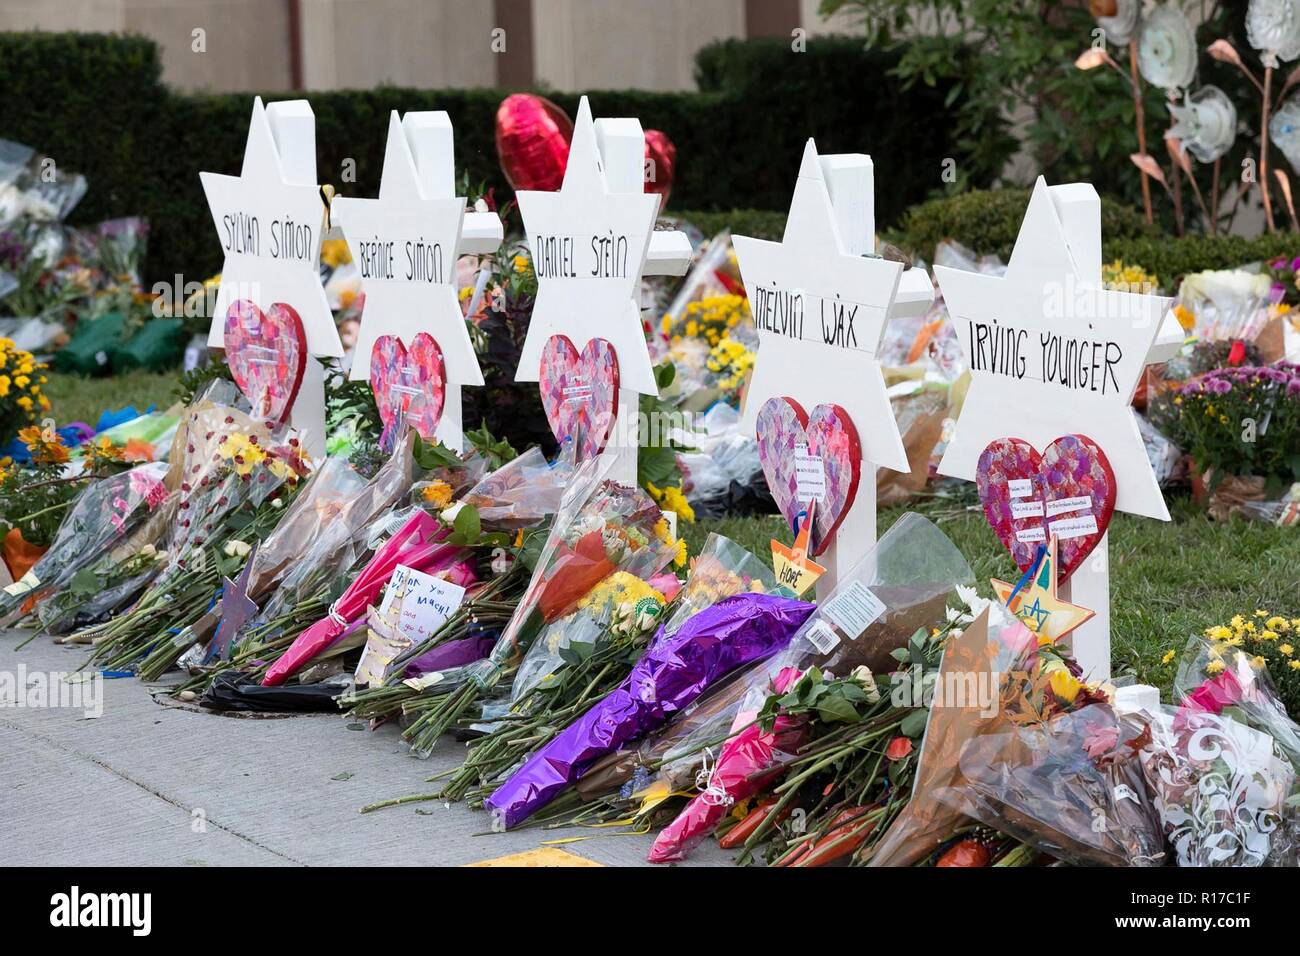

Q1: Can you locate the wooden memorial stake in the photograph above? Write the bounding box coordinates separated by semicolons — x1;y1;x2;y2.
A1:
335;111;502;452
593;118;690;485
934;179;1172;684
734;142;922;601
264;101;328;459
513;98;685;489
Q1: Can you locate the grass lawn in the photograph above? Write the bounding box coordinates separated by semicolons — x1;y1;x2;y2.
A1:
43;367;1300;698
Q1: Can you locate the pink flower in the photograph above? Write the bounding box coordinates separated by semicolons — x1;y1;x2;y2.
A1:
1185;668;1243;715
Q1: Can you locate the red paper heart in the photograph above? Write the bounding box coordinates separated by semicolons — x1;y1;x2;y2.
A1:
976;434;1116;585
755;397;862;556
369;332;447;444
223;299;307;423
538;334;620;460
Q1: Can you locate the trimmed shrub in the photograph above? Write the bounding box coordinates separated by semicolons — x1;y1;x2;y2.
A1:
1;32;979;284
892;188;1158;262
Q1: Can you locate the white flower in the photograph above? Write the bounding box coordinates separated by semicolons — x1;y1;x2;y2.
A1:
271;497;284;509
223;539;252;558
850;665;881;703
440;502;465;524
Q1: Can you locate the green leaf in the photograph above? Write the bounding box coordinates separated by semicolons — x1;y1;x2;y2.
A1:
900;708;929;739
816;694;863;725
69;568;99;596
452;504;481;544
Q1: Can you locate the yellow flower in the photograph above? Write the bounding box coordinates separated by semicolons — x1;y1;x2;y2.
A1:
421;479;453;508
1290;660;1300;671
1173;303;1195;331
1161;650;1176;665
674;537;687;568
1255;609;1269;618
1049;668;1082;704
1206;659;1226;675
1259;629;1279;642
1205;625;1232;641
1280;644;1294;657
1266;616;1289;633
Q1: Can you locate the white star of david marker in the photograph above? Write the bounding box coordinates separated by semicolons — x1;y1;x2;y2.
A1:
514;96;660;395
734;140;909;473
332;111;482;389
935;177;1172;520
202;97;341;357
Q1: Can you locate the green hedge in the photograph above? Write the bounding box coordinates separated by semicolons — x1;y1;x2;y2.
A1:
2;31;977;286
892;188;1159;263
675;208;787;241
1104;234;1300;285
891;187;1300;284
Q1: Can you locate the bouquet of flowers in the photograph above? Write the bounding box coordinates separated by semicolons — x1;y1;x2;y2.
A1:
483;590;815;829
0;336;50;444
394;461;680;755
82;401;308;674
568;512;974;819
934;703;1167;867
261;509;461;686
0;460;169;618
867;604;1117;868
1158;362;1300;509
161;437;419;697
455;445;575;531
1185;611;1300;732
1138;705;1297;866
373;569;671;809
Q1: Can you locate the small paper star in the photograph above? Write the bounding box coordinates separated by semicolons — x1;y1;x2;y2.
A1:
991;537;1094;643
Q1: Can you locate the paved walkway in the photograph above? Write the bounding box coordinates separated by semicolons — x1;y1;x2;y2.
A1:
0;632;727;866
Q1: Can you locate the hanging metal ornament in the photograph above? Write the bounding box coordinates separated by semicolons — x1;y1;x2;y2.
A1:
1137;4;1198;94
1167;86;1239;163
1093;0;1142;46
1247;0;1300;67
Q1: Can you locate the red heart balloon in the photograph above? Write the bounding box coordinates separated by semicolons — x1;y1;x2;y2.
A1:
495;94;573;192
976;434;1117;585
538;334;620;461
222;299;307;424
755;396;863;556
643;129;675;207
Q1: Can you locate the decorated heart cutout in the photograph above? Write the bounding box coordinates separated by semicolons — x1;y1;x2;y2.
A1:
976;434;1116;585
223;299;307;423
538;334;619;460
755;396;862;557
369;332;447;447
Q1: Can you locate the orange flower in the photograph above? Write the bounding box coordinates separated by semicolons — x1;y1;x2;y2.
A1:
121;438;155;462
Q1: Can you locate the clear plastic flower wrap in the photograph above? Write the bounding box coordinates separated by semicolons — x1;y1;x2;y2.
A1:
509;570;667;704
164;401;308;582
658;532;777;637
229;434;415;657
421;459;677;700
933;703;1167;867
457;445;576;531
1174;630;1300;771
0;461;170;616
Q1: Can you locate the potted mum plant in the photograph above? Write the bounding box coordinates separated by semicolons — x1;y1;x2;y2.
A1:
1159;361;1300;518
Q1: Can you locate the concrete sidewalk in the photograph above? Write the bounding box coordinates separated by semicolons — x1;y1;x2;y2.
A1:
0;633;728;867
